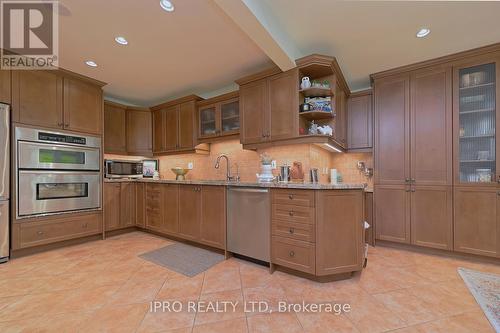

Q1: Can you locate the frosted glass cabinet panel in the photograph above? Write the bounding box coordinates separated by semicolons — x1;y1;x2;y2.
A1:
457;62;497;184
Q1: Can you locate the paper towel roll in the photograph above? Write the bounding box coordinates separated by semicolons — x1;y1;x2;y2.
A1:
330;169;338;185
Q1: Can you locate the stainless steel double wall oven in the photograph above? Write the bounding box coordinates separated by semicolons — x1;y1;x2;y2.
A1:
15;127;101;218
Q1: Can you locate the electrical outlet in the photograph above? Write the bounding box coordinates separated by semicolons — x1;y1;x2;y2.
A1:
271;160;277;169
188;162;193;169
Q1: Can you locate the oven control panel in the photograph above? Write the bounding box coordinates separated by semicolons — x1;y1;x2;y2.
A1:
38;132;87;145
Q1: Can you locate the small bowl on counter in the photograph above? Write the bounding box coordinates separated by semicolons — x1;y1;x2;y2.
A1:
171;167;190;180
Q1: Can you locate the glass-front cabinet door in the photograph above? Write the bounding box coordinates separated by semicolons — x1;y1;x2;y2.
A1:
199;105;218;138
220;99;239;135
456;60;499;185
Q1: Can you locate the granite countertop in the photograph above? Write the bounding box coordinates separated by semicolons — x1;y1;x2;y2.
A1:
104;178;367;190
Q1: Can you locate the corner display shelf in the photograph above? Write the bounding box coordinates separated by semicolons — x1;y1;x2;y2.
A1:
299;87;333;98
299;110;334;120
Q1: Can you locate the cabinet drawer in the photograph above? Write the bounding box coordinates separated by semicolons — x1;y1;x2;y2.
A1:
272;189;315;207
271;236;315;274
272;204;314;224
16;213;101;249
272;221;315;242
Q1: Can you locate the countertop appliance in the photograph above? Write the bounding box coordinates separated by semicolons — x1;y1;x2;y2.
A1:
15;127;101;218
0;104;10;263
105;160;143;179
227;187;270;262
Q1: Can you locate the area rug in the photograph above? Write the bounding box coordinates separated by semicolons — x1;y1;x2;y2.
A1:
458;267;500;331
139;242;224;277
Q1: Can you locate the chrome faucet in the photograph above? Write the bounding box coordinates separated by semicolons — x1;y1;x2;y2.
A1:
215;154;239;182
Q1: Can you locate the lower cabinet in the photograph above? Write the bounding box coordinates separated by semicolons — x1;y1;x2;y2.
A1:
178;185;202;241
144;183;225;250
364;192;374;246
200;186;226;249
136;183;146;228
271;189;365;277
375;184;453;250
374;185;411;243
316;190;364;275
454;187;499;258
12;212;102;250
104;182;136;231
411;186;452;250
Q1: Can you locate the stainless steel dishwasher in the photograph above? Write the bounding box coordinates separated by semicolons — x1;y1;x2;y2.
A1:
227;187;270;262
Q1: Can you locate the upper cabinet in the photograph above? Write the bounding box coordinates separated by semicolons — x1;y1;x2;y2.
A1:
0;69;11;104
151;95;208;155
104;102;127;154
347;90;373;151
237;55;350;150
197;91;239;142
127;107;152;156
454;56;500;186
104;101;152;156
11;70;104;135
63;77;103;135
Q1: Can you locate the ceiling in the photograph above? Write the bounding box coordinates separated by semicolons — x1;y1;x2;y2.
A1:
250;0;500;91
56;1;500;105
57;0;271;106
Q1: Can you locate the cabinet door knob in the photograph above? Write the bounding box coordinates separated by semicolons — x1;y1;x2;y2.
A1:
289;251;295;257
411;178;416;182
262;133;266;138
289;228;294;234
288;194;294;200
82;223;88;228
289;211;294;216
405;178;410;183
37;231;44;235
497;191;500;196
405;189;410;192
411;189;416;192
57;122;63;127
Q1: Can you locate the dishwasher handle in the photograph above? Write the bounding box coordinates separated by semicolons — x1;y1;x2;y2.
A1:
228;187;269;193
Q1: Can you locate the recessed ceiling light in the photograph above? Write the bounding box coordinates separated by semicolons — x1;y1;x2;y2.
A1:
85;60;97;67
416;28;430;38
114;36;128;45
160;0;174;12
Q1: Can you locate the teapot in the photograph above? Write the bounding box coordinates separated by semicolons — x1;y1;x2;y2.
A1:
300;76;311;90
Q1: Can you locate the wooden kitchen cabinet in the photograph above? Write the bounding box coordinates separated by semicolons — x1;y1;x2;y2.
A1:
178;185;201;240
11;70;63;130
63;77;102;135
348;90;372;150
146;183;164;231
197;91;239;141
200;185;226;249
162;184;179;234
136;183;146;228
127;107;152;156
104;101;127;154
411;185;453;250
334;87;348;147
12;70;104;134
104;182;121;231
120;182;136;228
364;192;374;246
410;66;452;186
239;79;267;144
268;70;299;140
374;185;410;244
0;69;11;104
454;187;499;257
316;190;364;275
164;105;178;151
151;95;206;155
374;74;410;185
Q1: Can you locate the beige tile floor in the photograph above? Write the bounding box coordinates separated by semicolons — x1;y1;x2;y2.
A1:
0;231;498;333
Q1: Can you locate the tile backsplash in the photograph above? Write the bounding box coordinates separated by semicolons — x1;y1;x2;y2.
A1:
104;140;373;186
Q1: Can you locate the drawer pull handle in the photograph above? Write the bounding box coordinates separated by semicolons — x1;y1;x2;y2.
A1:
289;228;294;234
288;194;294;200
289;251;295;257
37;231;44;235
289;211;294;216
82;223;88;228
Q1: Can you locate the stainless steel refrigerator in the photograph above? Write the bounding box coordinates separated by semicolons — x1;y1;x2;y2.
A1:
0;103;9;263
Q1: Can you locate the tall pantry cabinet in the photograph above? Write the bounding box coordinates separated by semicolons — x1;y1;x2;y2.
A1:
374;51;500;258
374;65;453;250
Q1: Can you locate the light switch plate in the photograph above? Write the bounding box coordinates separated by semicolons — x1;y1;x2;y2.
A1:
271;160;277;169
188;162;193;169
